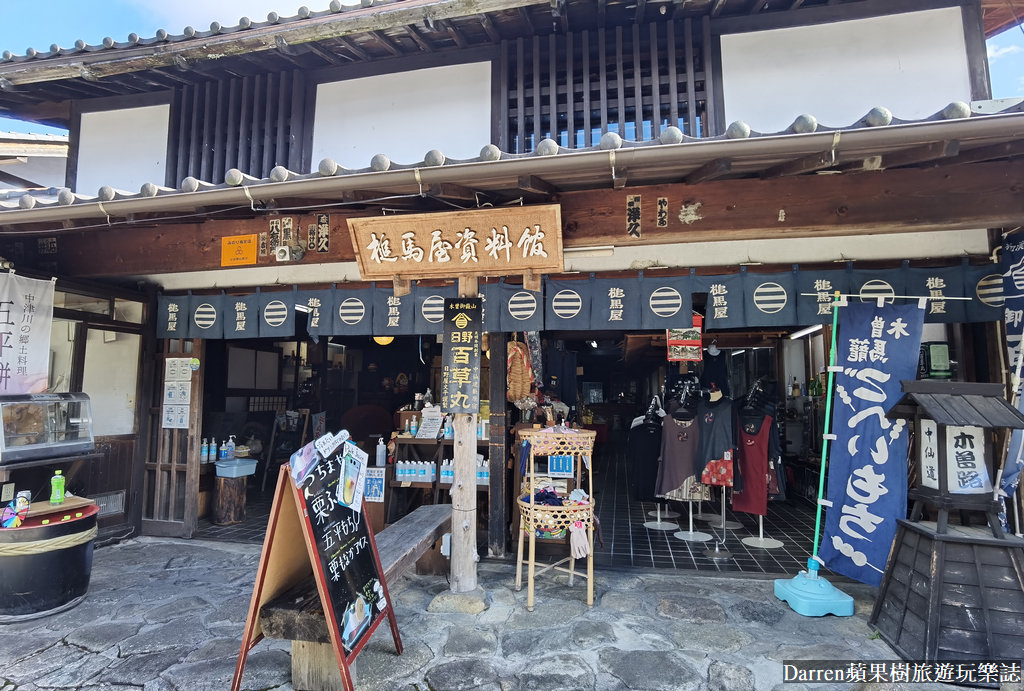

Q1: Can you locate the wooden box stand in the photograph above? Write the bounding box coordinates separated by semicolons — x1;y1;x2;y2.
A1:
214;476;247;525
870;519;1024;664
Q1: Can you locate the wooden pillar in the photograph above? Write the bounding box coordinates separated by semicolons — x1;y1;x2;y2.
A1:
451;276;479;593
488;333;508;558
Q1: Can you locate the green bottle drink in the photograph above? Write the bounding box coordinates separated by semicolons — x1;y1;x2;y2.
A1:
50;470;65;504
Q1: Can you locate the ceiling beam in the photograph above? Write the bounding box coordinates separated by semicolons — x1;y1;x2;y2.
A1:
442;19;468;48
760;150;836;178
371;30;404;56
427;182;480;202
518;7;535;33
404;24;435;52
878;140;961;169
517;174;560;196
711;0;728;17
750;0;770;12
684;157;732;184
479;13;503;43
338;37;372;62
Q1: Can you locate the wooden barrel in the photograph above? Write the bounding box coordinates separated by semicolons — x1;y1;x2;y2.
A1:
0;503;98;621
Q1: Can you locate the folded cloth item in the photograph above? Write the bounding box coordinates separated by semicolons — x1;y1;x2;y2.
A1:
568;488;589;502
526;488;563;506
569;520;590;558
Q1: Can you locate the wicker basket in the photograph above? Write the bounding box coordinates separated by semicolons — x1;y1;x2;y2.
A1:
517;496;593;539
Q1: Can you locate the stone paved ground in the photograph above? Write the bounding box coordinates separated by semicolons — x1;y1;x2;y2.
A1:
0;537;1015;691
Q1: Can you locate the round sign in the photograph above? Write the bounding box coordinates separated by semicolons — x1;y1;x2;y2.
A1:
976;273;1004;307
858;279;895;304
189;358;200;371
263;299;289;327
648;286;682;318
421;295;445;323
338;297;366;325
193;303;217;330
552;289;582;319
507;291;538;321
752;282;787;314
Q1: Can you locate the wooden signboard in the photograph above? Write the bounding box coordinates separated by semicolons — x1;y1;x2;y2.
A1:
231;443;401;691
347;205;563;280
442;298;482;414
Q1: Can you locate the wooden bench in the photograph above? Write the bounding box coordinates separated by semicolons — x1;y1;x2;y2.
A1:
259;503;452;691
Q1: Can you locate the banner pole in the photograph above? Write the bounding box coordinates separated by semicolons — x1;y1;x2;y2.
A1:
811;291;842;561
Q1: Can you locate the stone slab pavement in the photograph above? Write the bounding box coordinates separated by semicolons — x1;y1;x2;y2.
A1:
0;537;1014;691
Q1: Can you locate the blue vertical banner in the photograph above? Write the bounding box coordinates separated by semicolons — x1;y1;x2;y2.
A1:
795;269;852;325
296;288;334;338
590;277;642;330
545;279;592;330
188;293;224;340
903;266;966;324
156;294;191;339
258;288;297;338
499;281;544;332
819;301;925;586
694;273;745;329
742;269;796;327
1000;239;1024;528
478;281;502;332
224;293;259;339
333;286;374;335
372;285;415;336
640;274;693;329
414;284;457;335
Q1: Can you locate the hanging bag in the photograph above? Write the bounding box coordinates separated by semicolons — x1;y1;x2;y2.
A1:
507;336;534;403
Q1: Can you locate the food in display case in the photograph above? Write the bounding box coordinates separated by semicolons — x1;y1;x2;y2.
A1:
0;393;95;465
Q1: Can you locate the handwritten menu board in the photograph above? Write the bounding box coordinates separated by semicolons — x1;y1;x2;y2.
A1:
442;298;482;414
289;439;387;654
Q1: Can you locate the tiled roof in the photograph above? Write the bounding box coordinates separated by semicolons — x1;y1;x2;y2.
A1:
0;100;1022;225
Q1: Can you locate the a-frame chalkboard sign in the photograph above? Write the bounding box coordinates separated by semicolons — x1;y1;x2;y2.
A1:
231;439;401;691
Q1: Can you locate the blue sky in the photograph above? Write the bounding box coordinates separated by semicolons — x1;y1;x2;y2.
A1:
1;1;1022;134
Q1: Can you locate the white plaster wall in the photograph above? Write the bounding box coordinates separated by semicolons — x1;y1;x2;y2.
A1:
76;105;170;195
721;7;972;132
82;330;140;435
0;156;66;190
310;62;492;169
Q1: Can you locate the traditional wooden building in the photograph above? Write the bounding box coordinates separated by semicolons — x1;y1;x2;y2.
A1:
0;0;1022;549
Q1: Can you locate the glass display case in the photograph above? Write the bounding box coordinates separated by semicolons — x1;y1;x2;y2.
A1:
0;393;95;465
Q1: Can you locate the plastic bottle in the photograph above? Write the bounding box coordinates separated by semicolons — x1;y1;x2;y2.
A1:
201;438;209;464
375;437;387;467
404;419;411;435
218;439;228;461
50;470;65;504
210;438;218;463
418;462;428;481
227;435;236;461
410;416;419;436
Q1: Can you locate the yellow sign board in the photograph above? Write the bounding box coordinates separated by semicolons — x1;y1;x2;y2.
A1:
347;205;563;280
221;234;258;267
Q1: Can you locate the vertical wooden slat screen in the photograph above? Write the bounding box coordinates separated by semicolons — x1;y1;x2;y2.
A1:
200;82;215;181
239;76;253;170
702;16;716;136
225;79;240;170
288;70;305;171
262;72;277;175
501;19;708;153
213;81;227;178
250;74;265;175
500;40;511;152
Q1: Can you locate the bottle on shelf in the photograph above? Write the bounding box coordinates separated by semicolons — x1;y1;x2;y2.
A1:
218;438;228;461
791;377;801;397
410;416;419;436
226;434;236;461
201;438;209;464
50;470;65;504
210;438;218;463
375;436;387;467
404;419;411;435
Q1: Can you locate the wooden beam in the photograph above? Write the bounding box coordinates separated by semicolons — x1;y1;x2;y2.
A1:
790;0;807;8
937;139;1024;166
760;150;836;178
0;156;28;165
878;140;960;169
711;0;728;16
297;41;344;64
635;0;648;22
517;174;560;196
427;182;480;202
750;0;770;12
371;30;404;57
479;13;502;43
442;19;468;48
404;24;435;52
684;157;732;184
0;0;546;88
338;37;372;62
598;0;607;25
0;169;44;188
518;7;535;33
